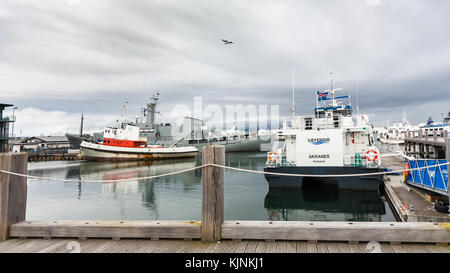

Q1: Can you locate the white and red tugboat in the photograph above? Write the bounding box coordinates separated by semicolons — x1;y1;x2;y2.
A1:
80;122;198;162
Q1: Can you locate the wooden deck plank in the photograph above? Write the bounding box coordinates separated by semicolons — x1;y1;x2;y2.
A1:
401;243;430;253
326;242;339;253
234;241;249;253
224;241;239;253
7;239;64;253
210;240;231;253
121;239;156;253
390;244;406;253
424;244;447;253
1;238;448;253
254;241;267;253
379;243;395;253
317;242;329;253
185;240;204;253
90;239;130;253
275;241;287;253
199;242;222;253
265;241;277;253
336;243;350;253
40;240;74;253
296;242;307;253
348;243;362;253
286;241;297;253
0;239;32;253
174;240;195;253
357;243;369;253
306;242;318;253
83;240;115;253
244;241;258;253
195;242;217;253
0;239;30;252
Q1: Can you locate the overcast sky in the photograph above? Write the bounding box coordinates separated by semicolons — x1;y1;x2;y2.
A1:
1;0;449;136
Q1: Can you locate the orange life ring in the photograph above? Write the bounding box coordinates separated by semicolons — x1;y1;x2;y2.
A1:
404;162;410;177
365;149;379;162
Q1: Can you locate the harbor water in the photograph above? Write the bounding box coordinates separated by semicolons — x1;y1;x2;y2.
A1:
26;152;396;222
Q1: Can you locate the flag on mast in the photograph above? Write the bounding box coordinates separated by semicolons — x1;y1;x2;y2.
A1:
317;91;329;101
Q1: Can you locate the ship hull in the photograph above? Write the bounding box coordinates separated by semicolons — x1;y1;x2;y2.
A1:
80;142;198;162
264;166;384;192
66;134;90;149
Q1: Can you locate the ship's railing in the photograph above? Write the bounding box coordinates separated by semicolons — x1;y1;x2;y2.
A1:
266;154;295;167
0;116;16;123
344;154;379;168
289;115;351;130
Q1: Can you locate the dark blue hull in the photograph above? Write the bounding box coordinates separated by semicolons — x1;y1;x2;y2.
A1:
264;166;384;192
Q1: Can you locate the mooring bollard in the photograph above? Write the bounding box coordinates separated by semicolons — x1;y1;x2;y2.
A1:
0;153;28;241
201;145;225;243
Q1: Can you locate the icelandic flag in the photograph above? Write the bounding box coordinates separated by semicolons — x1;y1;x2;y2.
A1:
317;91;329;101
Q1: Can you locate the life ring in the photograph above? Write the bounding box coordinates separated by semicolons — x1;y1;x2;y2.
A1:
404;162;410;177
268;152;278;162
365;149;379;162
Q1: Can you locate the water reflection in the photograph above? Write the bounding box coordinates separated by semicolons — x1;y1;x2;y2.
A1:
264;186;386;222
26;153;395;222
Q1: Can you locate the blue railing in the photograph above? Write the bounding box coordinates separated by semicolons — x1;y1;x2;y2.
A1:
405;159;448;196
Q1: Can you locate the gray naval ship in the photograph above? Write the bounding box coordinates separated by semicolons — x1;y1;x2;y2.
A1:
67;92;270;152
139;92;270;152
66;114;103;149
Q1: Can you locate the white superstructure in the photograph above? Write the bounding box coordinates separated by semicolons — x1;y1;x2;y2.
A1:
267;74;381;169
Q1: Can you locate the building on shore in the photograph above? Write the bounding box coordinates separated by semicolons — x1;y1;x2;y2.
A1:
12;136;70;154
0;103;16;153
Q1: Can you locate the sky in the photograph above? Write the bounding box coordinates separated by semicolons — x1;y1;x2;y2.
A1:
1;0;449;136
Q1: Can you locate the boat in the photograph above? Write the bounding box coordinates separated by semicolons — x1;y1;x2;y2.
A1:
376;112;419;145
419;111;450;137
66;114;103;149
138;92;269;152
80;121;198;162
264;73;384;192
176;124;269;152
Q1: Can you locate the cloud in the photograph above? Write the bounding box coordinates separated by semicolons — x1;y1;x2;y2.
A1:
5;107;116;137
0;0;449;133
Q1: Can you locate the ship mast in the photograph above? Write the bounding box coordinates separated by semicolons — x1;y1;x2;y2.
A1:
326;72;342;108
79;114;84;136
292;60;295;117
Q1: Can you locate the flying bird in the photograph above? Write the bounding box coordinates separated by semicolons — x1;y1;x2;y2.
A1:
221;39;234;45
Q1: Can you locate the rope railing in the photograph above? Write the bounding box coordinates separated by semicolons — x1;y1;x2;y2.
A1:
0;161;449;183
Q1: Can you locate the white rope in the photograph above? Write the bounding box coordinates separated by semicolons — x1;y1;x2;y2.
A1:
0;161;448;183
0;165;206;183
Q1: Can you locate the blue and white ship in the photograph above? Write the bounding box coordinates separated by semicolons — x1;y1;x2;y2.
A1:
264;74;384;192
420;112;450;137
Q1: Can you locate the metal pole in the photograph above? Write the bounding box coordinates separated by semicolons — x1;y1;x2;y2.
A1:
12;107;17;152
446;138;450;206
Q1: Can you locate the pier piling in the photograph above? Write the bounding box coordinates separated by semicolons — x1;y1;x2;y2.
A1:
0;153;27;241
201;145;225;243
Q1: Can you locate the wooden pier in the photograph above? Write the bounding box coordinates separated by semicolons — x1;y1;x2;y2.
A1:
1;238;449;253
1;146;449;253
28;153;85;162
383;137;450;222
404;130;448;158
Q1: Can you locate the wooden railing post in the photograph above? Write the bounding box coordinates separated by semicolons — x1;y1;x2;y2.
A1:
0;153;27;241
201;145;225;243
